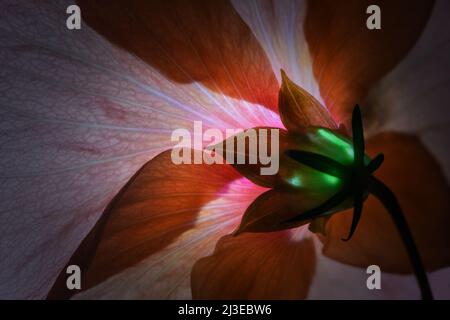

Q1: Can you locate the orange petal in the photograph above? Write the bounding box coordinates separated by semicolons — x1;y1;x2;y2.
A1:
77;0;279;113
304;0;434;126
191;232;315;299
278;70;337;132
73;176;267;299
47;149;244;299
322;132;450;273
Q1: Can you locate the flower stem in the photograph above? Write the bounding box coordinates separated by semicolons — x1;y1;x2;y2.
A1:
366;175;433;300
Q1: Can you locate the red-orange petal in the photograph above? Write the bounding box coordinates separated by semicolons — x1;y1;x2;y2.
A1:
321;132;450;273
47;149;243;299
191;232;315;299
304;0;434;127
77;0;280;113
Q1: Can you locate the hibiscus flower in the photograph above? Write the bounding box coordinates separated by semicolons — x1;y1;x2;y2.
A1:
1;0;449;300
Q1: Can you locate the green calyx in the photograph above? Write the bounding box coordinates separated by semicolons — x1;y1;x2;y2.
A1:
285;104;433;300
285;105;382;241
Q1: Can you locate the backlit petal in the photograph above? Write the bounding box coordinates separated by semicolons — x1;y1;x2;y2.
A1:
77;0;280;113
0;0;280;299
191;233;315;299
232;0;322;101
47;150;248;298
70;155;267;299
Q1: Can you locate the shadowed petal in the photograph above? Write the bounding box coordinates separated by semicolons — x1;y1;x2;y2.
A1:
321;132;450;273
304;0;434;127
77;0;280;113
364;0;450;181
191;233;315;299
